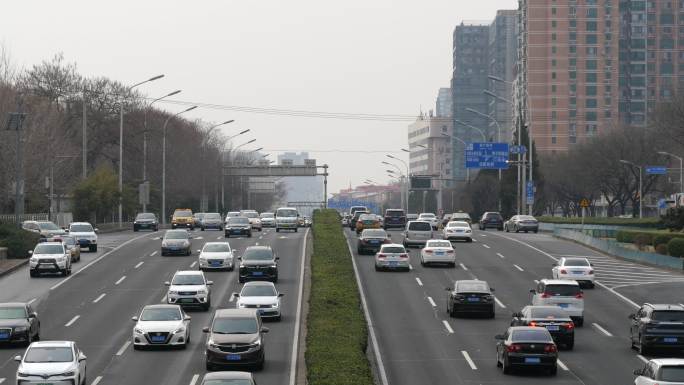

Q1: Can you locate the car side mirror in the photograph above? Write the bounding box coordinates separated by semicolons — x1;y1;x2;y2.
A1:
94;228;99;233
237;256;242;260
207;281;214;285
164;281;170;286
202;326;210;333
28;250;33;255
490;288;495;292
78;352;87;362
552;263;557;267
233;293;240;298
184;315;191;321
13;355;21;362
261;327;270;333
131;316;138;322
275;257;280;260
278;293;284;297
494;334;505;340
512;312;521;318
445;287;452;291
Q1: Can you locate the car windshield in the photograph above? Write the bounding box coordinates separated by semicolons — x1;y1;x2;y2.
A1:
0;307;26;319
174;210;192;217
528;307;568;319
456;282;489;292
652;311;684;322
381;246;405;254
564;258;590;267
140;308;182;321
427;241;452;248
38;222;60;230
241;285;277;297
660;366;684;381
260;213;274;218
24;347;73;363
448;221;470;228
165;231;189;240
34;244;64;254
204;213;221;220
172;274;204;285
277;209;298;217
485;213;503;219
229;217;250;225
203;244;231;253
136;213;155;220
243;212;258;218
511;330;552;342
227;212;240;217
212;318;258;334
408;222;431;231
419;214;435;219
362;230;386;238
243;248;274;260
453;214;470;219
70;224;93;232
543;284;581;296
203;380;253;385
386;210;404;217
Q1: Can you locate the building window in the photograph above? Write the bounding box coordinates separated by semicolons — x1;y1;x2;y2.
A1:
586;111;598;121
586;34;598;44
570;97;577;106
586;99;598;108
552;20;557;28
552;123;557;133
552;98;557;106
552;72;557;79
552;7;557;15
552;33;557;41
552;46;557;54
551;136;557;144
552;84;557;93
586;8;598;18
552;111;558;120
570;19;577;28
586;60;598;70
569;71;577;79
586;21;598;31
586;85;597;95
586;73;597;82
552;59;557;67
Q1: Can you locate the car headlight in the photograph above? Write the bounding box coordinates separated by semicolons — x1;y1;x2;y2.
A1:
251;339;262;348
197;289;208;294
168;290;178;295
30;257;37;263
270;264;277;269
173;327;186;334
161;242;168;247
208;339;218;348
465;230;472;233
183;241;190;247
237;302;246;308
199;257;207;262
14;326;27;333
17;371;29;377
272;302;280;308
58;371;75;377
134;327;144;334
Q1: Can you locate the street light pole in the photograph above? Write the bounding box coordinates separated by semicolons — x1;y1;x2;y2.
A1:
162;105;197;227
387;154;409;213
620;160;643;219
118;74;164;228
658;151;684;193
201;120;234;212
220;130;251;210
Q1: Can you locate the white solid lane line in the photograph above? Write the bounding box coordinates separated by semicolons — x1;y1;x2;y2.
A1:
415;277;423;286
480;234;487;237
195;236;203;240
461;351;477;370
190;261;197;268
496;253;505;258
189;374;200;385
442;320;454;334
93;293;106;303
288;228;310;385
557;359;569;371
217;236;222;240
115;276;126;285
150;251;158;256
513;264;524;272
255;242;260;246
65;315;80;327
229;293;236;302
91;377;103;385
116;340;131;356
134;261;144;269
27;298;36;305
494;297;506;308
592;323;614;337
427;296;436;307
459;263;468;271
482;244;491;249
161;295;167;303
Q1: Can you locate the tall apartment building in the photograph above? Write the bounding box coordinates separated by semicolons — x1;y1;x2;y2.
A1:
619;0;684;126
516;0;620;153
488;10;518;142
407;113;453;188
451;23;490;180
435;88;453;117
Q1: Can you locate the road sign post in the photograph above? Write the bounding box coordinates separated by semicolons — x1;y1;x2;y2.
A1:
579;198;590;225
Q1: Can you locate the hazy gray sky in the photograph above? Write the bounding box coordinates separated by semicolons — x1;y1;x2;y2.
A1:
2;0;515;195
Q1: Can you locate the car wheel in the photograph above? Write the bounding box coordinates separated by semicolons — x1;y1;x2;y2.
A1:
273;276;278;283
133;344;140;351
201;227;205;231
275;315;282;321
502;357;512;374
134;228;139;232
638;337;650;355
255;356;265;371
276;228;280;232
238;276;245;283
498;227;503;231
206;361;216;371
294;228;298;233
190;226;194;230
566;340;574;350
90;245;97;252
225;233;230;238
248;232;252;238
467;238;473;243
496;353;502;367
534;230;538;233
172;225;176;229
549;365;557;376
505;225;509;232
374;264;380;271
489;310;495;319
576;317;584;327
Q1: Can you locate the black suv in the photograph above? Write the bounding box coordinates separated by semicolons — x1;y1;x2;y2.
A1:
630;303;684;355
203;308;268;371
133;212;159;232
478;212;504;231
238;246;279;283
383;209;406;229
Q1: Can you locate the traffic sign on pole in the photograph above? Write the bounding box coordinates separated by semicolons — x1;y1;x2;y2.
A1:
579;198;590;208
465;142;510;169
510;145;527;155
645;166;667;175
526;181;534;205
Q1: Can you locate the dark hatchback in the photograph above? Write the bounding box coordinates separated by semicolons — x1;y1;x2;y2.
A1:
133;212;159;232
225;217;252;238
511;306;575;349
204;309;268;371
630;303;684;355
239;246;279;283
383;209;406;229
0;303;40;346
446;280;495;318
479;212;504;231
357;229;391;255
496;326;558;376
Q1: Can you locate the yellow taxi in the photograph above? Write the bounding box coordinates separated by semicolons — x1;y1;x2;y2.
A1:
172;208;194;229
355;213;381;234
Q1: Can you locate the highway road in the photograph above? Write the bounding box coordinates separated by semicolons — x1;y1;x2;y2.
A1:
0;227;308;385
347;228;684;385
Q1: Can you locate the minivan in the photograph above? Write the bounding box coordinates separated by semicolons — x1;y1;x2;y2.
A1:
402;221;433;248
530;279;584;326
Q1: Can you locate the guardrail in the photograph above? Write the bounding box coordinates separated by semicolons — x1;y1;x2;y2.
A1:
540;222;654;238
554;228;684;270
0;213;49;224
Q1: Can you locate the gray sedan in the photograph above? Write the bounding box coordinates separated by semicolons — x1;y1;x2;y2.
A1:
504;215;539;233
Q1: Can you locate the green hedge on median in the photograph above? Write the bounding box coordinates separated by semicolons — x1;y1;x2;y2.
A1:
0;224;41;258
306;209;374;385
539;216;662;227
615;229;684;248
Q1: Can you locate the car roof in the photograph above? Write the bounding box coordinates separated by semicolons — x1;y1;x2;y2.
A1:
30;341;74;348
407;220;431;225
540;279;580;286
203;242;230;246
507;326;553;338
242;281;276;288
202;371;253;381
142;304;181;310
0;302;27;308
174;270;204;276
214;308;258;318
645;303;684;311
426;239;452;244
381;243;404;248
455;279;489;289
245;245;272;251
69;222;92;226
447;221;470;226
37;242;63;246
649;358;684;366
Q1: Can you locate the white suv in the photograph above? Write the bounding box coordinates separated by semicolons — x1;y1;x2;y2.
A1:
165;271;213;311
68;222;98;252
29;242;71;277
530;279;585;326
14;341;87;385
634;358;684;385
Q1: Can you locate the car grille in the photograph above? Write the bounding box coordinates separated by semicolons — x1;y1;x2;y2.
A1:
146;332;170;344
39;258;56;264
217;343;252;353
245;304;272;308
178;291;197;295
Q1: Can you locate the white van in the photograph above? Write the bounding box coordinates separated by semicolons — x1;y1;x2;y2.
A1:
275;207;299;232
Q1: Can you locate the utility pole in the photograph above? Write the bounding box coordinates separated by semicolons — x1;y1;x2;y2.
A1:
82;86;87;179
7;112;26;226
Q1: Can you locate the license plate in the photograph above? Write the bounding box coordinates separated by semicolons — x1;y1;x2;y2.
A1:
252;271;264;276
525;357;541;364
227;354;241;361
0;332;9;339
151;335;165;342
178;298;194;303
558;303;569;308
546;325;560;331
456;230;464;232
664;337;678;343
435;252;444;256
467;297;480;302
389;261;398;266
232;230;242;234
369;240;379;244
39;265;52;269
572;271;584;275
170;247;179;251
210;261;221;266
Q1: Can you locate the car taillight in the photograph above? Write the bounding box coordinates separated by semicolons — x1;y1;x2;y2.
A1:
447;250;454;254
425;250;433;254
564;322;574;330
588;270;594;275
377;254;386;260
540;293;551;298
560;269;567;274
383;239;391;244
544;344;557;353
360;239;367;244
529;321;538;327
575;292;583;299
506;344;522;352
399;254;409;259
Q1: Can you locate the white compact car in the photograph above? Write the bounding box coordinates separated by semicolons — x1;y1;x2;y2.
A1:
198;242;235;271
260;212;275;227
165;270;213;311
235;281;284;321
634;358;684;385
29;242;71;277
418;213;440;229
132;304;191;349
375;244;410;271
68;222;98;252
420;239;456;267
14;341;87;385
443;221;473;242
531;279;585;326
552;257;595;288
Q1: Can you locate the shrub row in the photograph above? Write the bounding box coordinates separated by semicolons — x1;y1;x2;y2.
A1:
306;209;374;385
616;229;684;257
539;216;662;227
0;224;41;258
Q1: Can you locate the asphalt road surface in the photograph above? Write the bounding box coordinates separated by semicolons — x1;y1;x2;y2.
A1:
346;228;684;385
0;227;308;385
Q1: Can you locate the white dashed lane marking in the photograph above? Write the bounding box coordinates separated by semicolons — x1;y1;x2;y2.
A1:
496;253;505;258
513;264;524;272
27;298;36;305
558;359;569;371
415;277;423;286
134;261;144;269
189;374;200;385
91;377;103;385
442;320;454;334
65;315;80;327
427;296;436;307
592;323;614;337
115;276;126;285
482;244;491;249
116;340;131;356
494;297;506;308
461;351;477;370
149;251;157;256
190;261;197;268
93;293;106;303
459;263;468;271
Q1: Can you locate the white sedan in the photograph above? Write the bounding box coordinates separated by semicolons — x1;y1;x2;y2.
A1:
198;242;235;271
418;213;440;230
375;244;410;271
420;240;456;267
235;281;283;321
15;341;87;385
552;257;595;288
132;304;191;349
442;221;473;242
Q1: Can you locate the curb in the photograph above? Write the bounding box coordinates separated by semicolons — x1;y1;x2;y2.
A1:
0;259;28;278
296;230;312;385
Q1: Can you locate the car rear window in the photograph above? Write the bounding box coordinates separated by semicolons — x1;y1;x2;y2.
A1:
277;209;298;217
136;213;156;220
457;282;489;292
529;307;568;319
447;221;470;228
381;246;406;254
408;222;432;231
174;210;192;217
511;330;552;342
660;366;684;381
543;284;580;296
359;214;376;221
652;311;684;322
204;213;221;220
229;217;250;224
485;213;503;219
362;229;386;238
386;210;405;217
427;241;451;248
564;258;590;267
419;213;436;219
